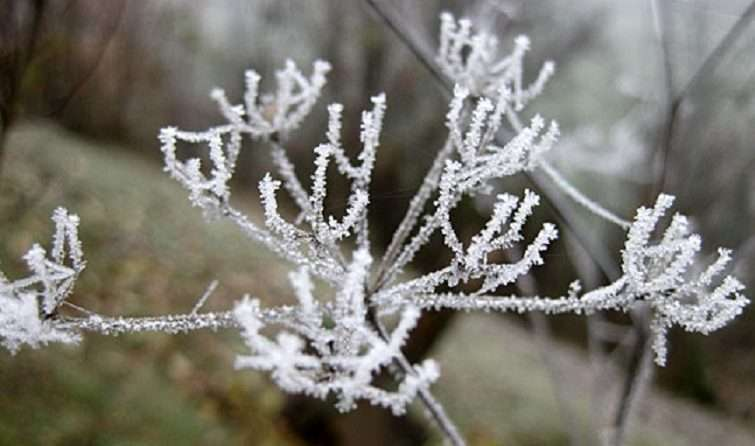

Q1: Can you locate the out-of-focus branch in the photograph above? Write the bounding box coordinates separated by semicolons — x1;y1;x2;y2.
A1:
607;310;653;446
653;0;755;196
364;0;451;98
0;0;47;174
507;245;586;446
48;0;127;117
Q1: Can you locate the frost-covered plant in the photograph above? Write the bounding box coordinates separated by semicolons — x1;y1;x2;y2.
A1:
437;12;555;108
233;257;440;416
601;194;748;366
0;208;84;353
0;11;749;446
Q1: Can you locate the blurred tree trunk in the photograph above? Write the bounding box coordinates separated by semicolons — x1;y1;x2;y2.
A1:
0;0;46;174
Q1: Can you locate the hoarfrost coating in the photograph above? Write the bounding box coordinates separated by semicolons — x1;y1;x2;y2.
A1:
0;11;748;438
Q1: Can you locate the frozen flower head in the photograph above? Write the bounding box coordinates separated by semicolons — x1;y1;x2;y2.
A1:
620;194;749;365
210;59;331;137
0;208;84;353
233;249;439;415
437;12;555;109
577;195;750;366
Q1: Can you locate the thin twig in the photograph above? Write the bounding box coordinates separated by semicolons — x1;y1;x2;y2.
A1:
269;136;312;216
607;309;653;446
503;104;631;230
676;1;755;105
61;300;97;316
400;354;466;446
57;311;238;335
373;137;455;290
527;167;621;280
0;0;47;175
191;279;218;315
538;160;631;229
364;0;451;98
508;246;585;446
368;308;466;446
564;232;611;446
55;306;302;335
48;0;127;117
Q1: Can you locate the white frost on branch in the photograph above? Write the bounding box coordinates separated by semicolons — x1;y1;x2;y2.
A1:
160;59;563;414
159;60;331;217
436;12;632;232
378;194;749;368
0;208;84;353
234;249;439;415
379;87;559;286
159;58;386;280
437;12;555;108
254;93;386;271
375;189;559;311
581;194;750;365
212;59;331;136
446;85;559;189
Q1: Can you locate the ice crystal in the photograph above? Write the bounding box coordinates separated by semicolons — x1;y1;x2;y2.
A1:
437;12;555;108
582;194;750;365
0;208;84;353
233;249;439;415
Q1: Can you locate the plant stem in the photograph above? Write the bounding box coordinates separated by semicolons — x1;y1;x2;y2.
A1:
652;0;755;196
608;312;653;446
538;160;631;229
374;137;454;290
55;306;301;335
369;309;466;446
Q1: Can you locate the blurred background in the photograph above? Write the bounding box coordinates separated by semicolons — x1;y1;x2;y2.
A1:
1;0;754;444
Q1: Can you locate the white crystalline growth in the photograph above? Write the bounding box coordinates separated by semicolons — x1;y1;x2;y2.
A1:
233;249;439;415
0;292;80;354
581;194;750;365
0;208;84;353
437;12;555;108
210;59;331;136
159;59;331;217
